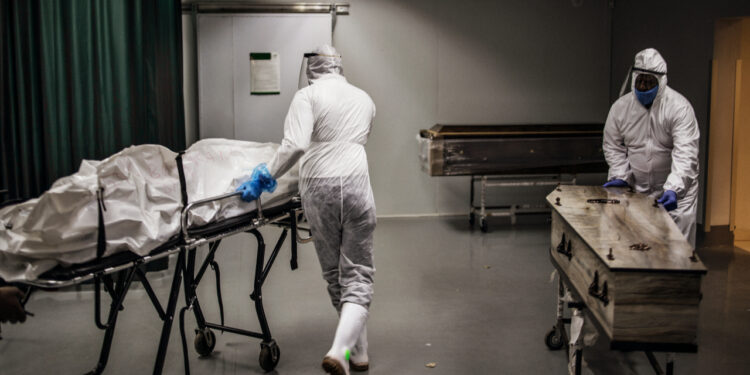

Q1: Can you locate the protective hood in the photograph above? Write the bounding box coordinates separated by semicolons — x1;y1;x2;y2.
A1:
298;44;343;88
618;48;668;102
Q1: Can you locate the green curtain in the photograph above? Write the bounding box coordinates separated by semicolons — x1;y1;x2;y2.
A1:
1;0;185;202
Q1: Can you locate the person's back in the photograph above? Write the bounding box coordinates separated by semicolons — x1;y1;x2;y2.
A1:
300;74;375;180
236;44;378;375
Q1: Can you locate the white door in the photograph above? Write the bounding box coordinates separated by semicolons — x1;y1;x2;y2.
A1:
197;14;331;142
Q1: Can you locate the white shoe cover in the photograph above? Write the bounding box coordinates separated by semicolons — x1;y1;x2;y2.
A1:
350;326;369;367
324;303;368;375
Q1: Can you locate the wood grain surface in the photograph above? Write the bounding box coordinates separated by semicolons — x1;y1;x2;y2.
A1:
547;185;707;273
548;186;706;348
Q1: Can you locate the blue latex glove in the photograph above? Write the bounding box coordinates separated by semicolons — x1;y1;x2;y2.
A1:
235;163;278;202
603;179;629;188
657;190;678;211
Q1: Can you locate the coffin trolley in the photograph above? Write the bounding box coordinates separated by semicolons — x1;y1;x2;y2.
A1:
418;124;607;231
544;185;707;375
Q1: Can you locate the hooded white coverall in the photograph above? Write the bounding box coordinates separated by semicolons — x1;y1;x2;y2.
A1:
603;48;700;246
266;45;377;310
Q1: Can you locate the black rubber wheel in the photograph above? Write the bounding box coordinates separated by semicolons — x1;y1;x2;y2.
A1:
259;340;281;372
545;327;564;350
469;212;476;226
194;328;216;357
480;219;488;233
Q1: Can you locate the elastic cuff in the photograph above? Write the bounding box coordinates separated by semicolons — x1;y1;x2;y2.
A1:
662;183;684;198
608;174;632;186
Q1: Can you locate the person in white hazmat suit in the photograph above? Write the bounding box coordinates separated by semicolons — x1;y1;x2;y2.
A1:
603;48;700;246
563;48;700;375
235;44;376;375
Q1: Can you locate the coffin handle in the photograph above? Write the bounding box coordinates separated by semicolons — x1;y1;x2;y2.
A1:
588;271;610;306
556;233;573;260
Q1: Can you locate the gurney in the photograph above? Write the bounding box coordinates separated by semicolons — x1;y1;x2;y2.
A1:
0;139;309;374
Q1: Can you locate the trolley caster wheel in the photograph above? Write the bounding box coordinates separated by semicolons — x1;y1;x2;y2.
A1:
545;326;564;350
480;219;488;233
259;340;281;372
194;328;216;357
469;212;476;226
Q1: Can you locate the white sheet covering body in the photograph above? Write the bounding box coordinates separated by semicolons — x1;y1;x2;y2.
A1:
0;139;299;282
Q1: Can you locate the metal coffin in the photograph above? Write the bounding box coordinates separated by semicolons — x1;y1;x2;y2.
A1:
547;185;707;352
418;124;608;176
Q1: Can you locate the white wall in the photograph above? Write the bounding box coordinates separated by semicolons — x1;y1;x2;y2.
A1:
183;0;612;216
336;0;611;216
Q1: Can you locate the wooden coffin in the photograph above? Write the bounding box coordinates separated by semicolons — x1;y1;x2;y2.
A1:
418;124;608;176
547;185;707;352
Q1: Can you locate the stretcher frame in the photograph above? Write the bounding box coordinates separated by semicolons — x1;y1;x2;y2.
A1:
176;193;311;374
3;175;305;374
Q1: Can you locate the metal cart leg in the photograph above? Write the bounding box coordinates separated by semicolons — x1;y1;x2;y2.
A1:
645;351;675;375
469;176;476;226
183;243;221;358
184;245;210;329
545;277;569;351
248;230;272;341
666;352;674;375
249;229;282;372
88;269;138;375
568;307;585;375
152;249;187;375
480;176;488;232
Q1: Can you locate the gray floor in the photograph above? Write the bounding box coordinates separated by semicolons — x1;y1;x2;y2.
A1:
1;216;749;374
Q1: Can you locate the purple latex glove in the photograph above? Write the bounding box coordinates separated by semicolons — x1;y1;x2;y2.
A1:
657;190;678;211
603;179;629;188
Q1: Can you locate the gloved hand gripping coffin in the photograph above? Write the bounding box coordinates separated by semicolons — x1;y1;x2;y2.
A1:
548;185;706;351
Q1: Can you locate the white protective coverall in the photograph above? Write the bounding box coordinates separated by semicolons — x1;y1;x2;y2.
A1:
266;45;377;310
603;48;700;246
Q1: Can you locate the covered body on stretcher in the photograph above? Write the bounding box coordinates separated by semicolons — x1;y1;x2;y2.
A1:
0;138;300;282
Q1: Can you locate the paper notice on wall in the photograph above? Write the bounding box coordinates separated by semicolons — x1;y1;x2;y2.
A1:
250;52;280;95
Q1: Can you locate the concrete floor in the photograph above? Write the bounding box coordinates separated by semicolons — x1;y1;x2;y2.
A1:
0;216;749;374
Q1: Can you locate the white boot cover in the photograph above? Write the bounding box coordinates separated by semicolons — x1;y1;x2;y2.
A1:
350;326;369;370
323;302;368;375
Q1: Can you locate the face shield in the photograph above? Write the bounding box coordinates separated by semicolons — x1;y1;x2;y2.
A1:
297;47;343;89
298;53;317;89
617;48;668;98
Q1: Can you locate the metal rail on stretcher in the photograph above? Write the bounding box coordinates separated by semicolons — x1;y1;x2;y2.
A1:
20;192;308;289
7;191;310;375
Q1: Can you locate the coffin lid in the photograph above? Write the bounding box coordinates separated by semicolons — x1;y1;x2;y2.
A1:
548;185;707;273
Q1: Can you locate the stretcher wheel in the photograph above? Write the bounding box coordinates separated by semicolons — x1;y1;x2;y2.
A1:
469;212;476;226
545;326;564;350
194;328;216;357
259;340;281;372
480;218;488;233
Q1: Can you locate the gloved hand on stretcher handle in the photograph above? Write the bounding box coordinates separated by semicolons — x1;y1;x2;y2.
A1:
236;163;278;202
